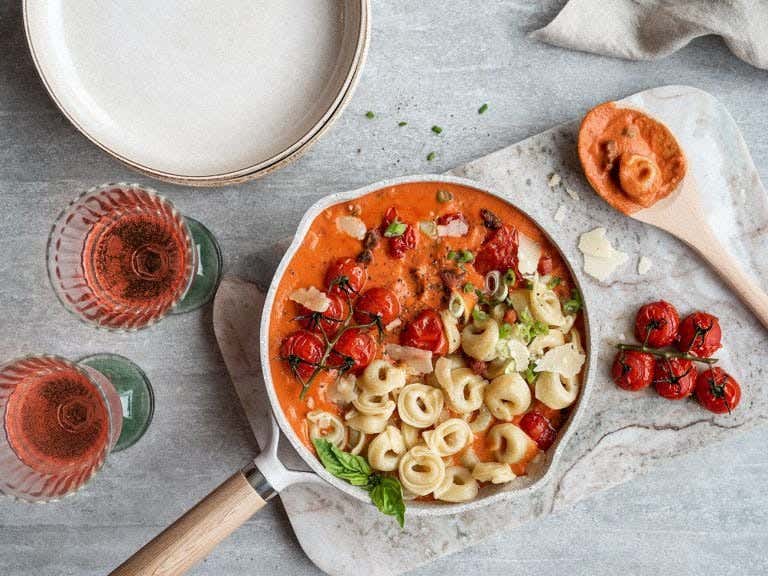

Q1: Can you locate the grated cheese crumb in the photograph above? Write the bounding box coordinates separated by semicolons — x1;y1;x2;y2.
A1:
565;187;580;201
554;204;567;223
517;234;542;275
548;173;562;188
578;227;629;281
289;286;331;313
638;256;653;275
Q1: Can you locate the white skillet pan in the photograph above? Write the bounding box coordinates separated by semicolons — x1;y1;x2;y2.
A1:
110;175;595;575
24;0;369;186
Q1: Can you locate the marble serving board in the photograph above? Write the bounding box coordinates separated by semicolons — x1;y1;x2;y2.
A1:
221;85;768;576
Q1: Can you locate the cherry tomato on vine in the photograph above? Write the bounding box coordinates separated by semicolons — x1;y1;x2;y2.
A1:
653;357;697;400
611;350;655;391
330;329;376;374
325;257;367;295
677;312;722;358
280;330;324;381
354;287;401;326
634;300;680;347
297;292;349;336
519;411;557;451
381;207;416;259
474;224;519;277
401;310;447;355
695;367;741;414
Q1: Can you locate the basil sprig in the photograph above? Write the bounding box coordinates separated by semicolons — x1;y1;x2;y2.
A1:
313;438;405;527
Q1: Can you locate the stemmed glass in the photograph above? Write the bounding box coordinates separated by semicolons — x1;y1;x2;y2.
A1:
0;354;152;501
47;182;222;331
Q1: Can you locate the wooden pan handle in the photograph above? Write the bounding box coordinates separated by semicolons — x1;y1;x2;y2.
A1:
110;469;268;576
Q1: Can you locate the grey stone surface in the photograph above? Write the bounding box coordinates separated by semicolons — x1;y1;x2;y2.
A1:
0;1;766;575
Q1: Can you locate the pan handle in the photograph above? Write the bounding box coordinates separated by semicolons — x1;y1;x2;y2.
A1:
109;463;274;576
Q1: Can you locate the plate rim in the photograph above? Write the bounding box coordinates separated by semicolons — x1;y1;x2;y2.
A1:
22;0;371;186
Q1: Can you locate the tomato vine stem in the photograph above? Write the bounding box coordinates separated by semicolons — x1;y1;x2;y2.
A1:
616;343;717;365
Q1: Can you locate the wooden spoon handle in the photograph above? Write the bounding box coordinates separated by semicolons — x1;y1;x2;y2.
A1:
686;224;768;330
110;469;268;576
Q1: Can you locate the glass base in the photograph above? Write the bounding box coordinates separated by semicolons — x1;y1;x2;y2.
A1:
173;217;223;314
79;354;154;452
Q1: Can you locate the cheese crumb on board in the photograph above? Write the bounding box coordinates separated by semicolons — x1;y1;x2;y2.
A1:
554;204;567;223
548;173;561;188
565;187;580;201
578;227;629;281
517;234;542;275
638;256;653;275
289;286;331;312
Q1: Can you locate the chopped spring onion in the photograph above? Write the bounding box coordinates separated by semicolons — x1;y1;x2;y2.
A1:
426;152;436;161
436;189;453;203
365;111;375;119
431;125;443;134
418;221;438;238
384;220;407;238
449;292;466;318
478;103;489;114
463;282;475;294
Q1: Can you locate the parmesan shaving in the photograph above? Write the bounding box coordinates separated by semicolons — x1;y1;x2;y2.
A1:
385;344;434;374
578;227;628;281
517;234;542;275
289;286;331;313
565;187;580;201
554;204;567;223
638;256;653;275
548;173;561;188
335;216;367;240
437;219;469;237
385;318;402;331
534;342;585;378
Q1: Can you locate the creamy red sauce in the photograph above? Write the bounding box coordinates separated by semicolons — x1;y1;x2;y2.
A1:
268;181;580;476
578;102;686;214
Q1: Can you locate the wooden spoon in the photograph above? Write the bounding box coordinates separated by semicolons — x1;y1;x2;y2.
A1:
632;176;768;329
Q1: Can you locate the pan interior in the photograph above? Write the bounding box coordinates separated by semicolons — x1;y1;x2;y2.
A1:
25;0;361;178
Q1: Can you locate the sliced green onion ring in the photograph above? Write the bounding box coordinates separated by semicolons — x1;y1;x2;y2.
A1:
448;292;466;318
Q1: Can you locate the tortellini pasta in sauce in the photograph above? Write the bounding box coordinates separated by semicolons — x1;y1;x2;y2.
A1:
534;371;579;409
423;418;473;457
434;466;479;503
487;423;531;464
461;317;500;361
484;373;531;420
398;446;446;496
307;410;346;448
367;425;406;471
397;383;444;428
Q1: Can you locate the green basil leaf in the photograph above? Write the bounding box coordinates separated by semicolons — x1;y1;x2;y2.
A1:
384;220;407;238
312;439;372;486
369;475;405;528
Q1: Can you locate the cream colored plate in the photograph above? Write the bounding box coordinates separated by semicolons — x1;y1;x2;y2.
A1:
24;0;368;185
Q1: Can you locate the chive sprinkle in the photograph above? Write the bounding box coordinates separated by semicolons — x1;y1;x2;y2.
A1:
365;111;375;119
426;151;436;161
478;103;489;114
398;121;408;127
431;125;443;134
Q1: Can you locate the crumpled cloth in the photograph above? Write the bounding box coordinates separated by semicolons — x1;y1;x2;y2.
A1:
531;0;768;70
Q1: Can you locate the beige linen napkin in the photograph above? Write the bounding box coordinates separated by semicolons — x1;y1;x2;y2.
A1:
532;0;768;70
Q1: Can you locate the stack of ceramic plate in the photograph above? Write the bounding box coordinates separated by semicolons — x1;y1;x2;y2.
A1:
24;1;370;186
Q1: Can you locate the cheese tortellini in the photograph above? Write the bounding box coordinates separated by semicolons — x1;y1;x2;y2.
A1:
368;425;406;471
528;279;566;327
423;418;473;457
398;446;446;496
534;371;579;409
461;317;500;361
484;373;531;420
487;423;531;464
397;383;444;428
435;357;487;414
360;360;406;395
434;466;479;502
471;462;516;484
307;410;346;448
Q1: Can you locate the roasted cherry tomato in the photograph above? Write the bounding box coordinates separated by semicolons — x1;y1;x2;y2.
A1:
325;257;367;295
519;411;557;451
695;367;741;414
401;309;448;355
537;254;553;275
279;330;324;381
474;224;519;277
353;287;401;326
677;312;722;358
634;300;680;347
653;357;697;400
381;207;416;259
330;329;376;374
298;292;349;337
611;350;655;391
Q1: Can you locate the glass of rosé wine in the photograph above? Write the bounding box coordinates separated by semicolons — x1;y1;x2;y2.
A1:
0;354;153;501
47;182;222;331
